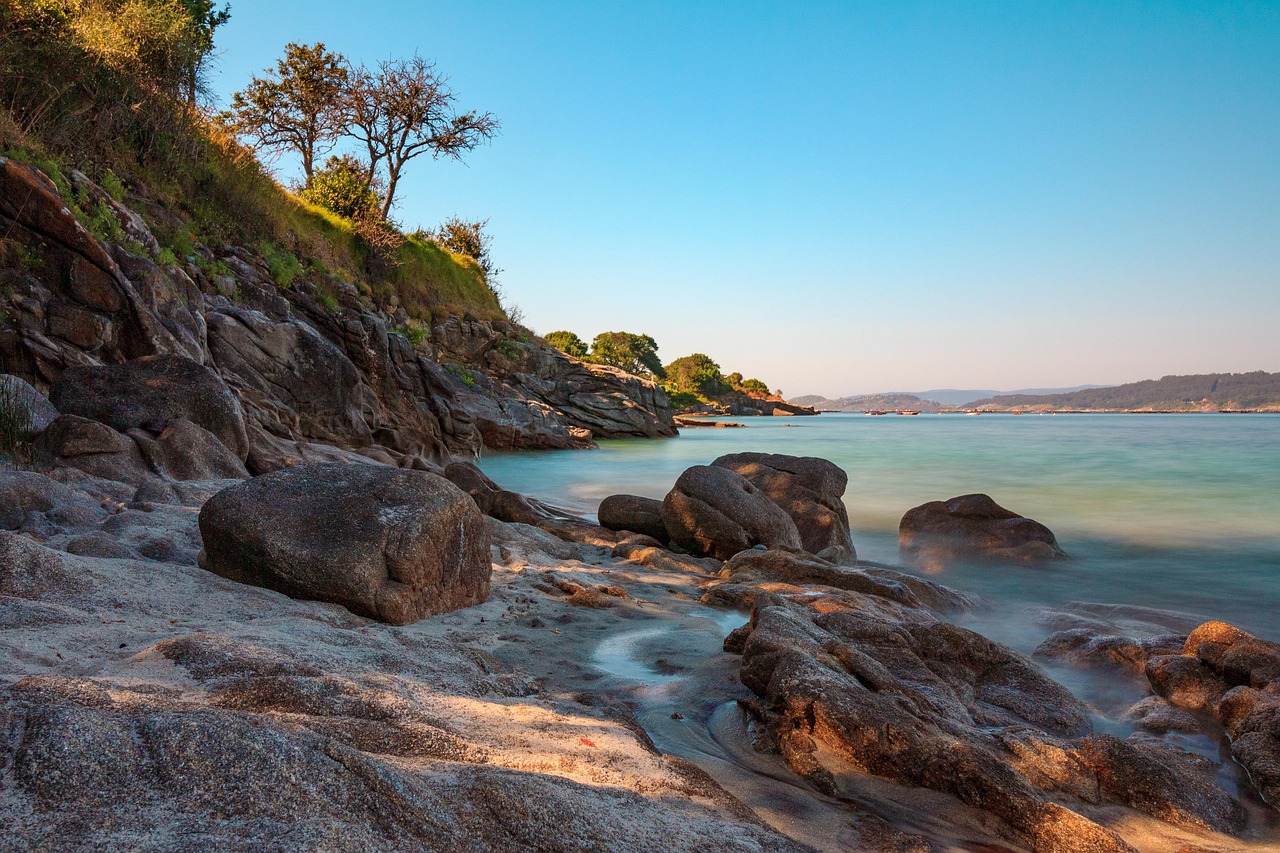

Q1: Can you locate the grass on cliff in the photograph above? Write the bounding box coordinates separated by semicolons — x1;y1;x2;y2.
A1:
0;23;503;323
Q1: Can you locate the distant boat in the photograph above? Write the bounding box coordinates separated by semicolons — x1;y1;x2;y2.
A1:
966;411;981;416
1013;410;1023;416
896;410;920;416
866;410;890;416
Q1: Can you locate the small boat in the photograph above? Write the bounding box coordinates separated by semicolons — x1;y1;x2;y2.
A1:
966;410;981;416
865;410;890;416
896;410;920;416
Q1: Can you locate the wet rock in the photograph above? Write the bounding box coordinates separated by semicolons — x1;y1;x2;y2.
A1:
720;549;921;608
899;493;1065;565
661;465;803;560
598;494;669;543
50;354;249;460
1073;733;1246;833
1145;655;1227;711
711;452;855;561
198;463;491;625
1034;628;1186;673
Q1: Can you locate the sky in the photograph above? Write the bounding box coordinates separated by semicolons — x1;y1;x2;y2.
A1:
208;1;1280;397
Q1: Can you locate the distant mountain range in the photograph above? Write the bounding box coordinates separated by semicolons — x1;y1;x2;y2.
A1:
790;384;1110;411
792;372;1280;412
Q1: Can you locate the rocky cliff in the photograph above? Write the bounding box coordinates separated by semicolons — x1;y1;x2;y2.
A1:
0;157;675;468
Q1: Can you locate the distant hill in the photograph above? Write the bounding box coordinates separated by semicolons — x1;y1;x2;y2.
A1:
792;385;1112;410
967;372;1280;411
912;385;1110;406
788;393;946;413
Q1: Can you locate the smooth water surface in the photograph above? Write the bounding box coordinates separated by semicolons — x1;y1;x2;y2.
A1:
481;413;1280;637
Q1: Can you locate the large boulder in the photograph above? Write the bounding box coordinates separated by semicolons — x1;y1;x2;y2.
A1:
899;493;1065;565
661;465;803;560
712;452;855;561
198;464;491;624
597;494;668;543
50;354;249;461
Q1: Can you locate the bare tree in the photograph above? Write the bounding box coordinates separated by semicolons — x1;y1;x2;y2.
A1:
346;55;498;218
230;42;348;182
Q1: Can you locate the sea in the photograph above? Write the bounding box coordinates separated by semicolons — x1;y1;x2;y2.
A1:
479;412;1280;640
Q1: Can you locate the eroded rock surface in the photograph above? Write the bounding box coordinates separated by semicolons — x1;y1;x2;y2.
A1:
661;465;803;560
712;452;856;562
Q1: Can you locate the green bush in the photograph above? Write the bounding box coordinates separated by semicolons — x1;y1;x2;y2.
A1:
257;241;303;288
298;155;379;220
445;363;476;387
544;330;588;358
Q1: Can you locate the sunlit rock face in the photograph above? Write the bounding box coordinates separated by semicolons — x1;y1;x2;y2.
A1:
722;572;1250;853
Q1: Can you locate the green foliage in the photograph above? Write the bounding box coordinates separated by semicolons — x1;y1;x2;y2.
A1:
154;246;178;265
493;338;521;360
0;379;35;462
589;332;664;379
544;330;588;359
298;154;379;220
395;322;429;347
739;378;771;397
230;42;349;181
317;291;340;312
665;353;728;399
99;168;126;200
74;192;124;243
445;363;476;387
15;243;44;270
426;216;500;281
256;242;303;288
664;389;703;410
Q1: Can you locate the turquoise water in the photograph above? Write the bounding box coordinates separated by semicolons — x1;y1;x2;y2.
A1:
480;413;1280;638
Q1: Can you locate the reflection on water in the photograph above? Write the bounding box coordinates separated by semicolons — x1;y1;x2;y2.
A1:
482;413;1280;638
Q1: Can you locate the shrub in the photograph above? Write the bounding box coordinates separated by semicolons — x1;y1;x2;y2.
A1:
298;155;380;220
257;241;303;287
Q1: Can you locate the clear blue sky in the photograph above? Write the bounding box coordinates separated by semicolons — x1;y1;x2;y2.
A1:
209;1;1280;396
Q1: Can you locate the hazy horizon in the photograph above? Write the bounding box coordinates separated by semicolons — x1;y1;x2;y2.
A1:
210;2;1280;396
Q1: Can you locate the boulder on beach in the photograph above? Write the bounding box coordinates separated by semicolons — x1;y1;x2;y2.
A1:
712;452;855;562
661;465;803;560
198;463;491;624
50;354;250;461
597;494;668;543
899;493;1065;565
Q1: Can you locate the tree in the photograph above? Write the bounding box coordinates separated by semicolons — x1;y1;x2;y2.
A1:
590;332;664;379
726;372;744;388
544;331;588;359
429;216;499;280
665;353;728;399
347;54;498;218
231;42;348;182
739;378;770;397
177;0;229;106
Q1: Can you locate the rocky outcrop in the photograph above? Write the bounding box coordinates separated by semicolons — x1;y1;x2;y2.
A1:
0;161;675;468
722;575;1249;852
597;494;668;543
712;452;855;562
899;493;1066;565
661;465;803;560
1142;621;1280;805
50;354;249;460
35;414;248;486
0;375;58;433
198;464;491;624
